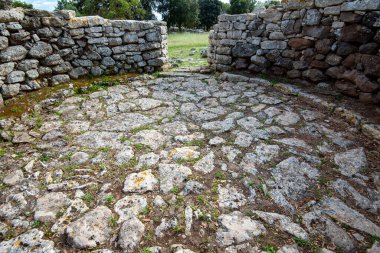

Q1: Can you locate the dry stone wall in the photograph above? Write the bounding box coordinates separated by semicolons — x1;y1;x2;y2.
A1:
0;8;168;102
208;0;380;104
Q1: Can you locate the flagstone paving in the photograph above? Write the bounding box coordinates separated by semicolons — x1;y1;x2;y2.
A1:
0;72;379;252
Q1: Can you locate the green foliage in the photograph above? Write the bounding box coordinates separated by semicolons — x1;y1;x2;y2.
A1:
229;0;256;14
264;0;281;9
294;237;311;247
81;0;146;20
56;0;79;12
214;170;226;180
199;0;222;30
39;154;50;162
141;248;153;253
0;149;6;157
158;0;199;29
264;246;277;253
12;0;33;9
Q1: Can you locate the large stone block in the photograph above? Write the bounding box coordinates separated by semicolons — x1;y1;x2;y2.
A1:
260;41;287;50
232;43;258;57
1;83;20;98
284;0;314;10
0;10;24;22
341;0;380;11
315;0;345;8
28;42;53;59
302;26;330;39
259;9;283;22
288;38;314;50
0;45;28;62
341;24;373;44
303;9;322;26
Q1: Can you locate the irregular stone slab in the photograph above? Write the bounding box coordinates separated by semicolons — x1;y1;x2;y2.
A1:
185;206;193;235
135;98;162;111
114;195;147;223
3;169;24;186
234;131;253;147
131;130;168;150
0;45;27;62
332;179;376;212
169;147;200;161
123;169;158;193
270;189;296;214
93;113;155;132
368;241;380;253
155;217;178;238
65;206;113;249
334;148;368;177
216;211;266;247
222;146;241;162
115;146;134;165
271;157;319;200
275;111;301;126
275;138;312;151
193;152;215;174
243;143;280;165
314;197;380;237
237;117;263;131
161;121;189;136
137;152;160;168
75;131;123;149
341;0;380;11
253;211;308;240
52;199;89;234
300;110;324;121
0;229;58;252
64;121;90;133
159;164;192;193
34;192;71;223
278;244;300;253
119;217;145;252
303;211;355;252
201;118;235;133
218;185;247;209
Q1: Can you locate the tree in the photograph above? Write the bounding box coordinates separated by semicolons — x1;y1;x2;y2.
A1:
56;0;79;12
0;0;12;9
229;0;256;14
157;0;199;29
264;0;280;8
141;0;157;20
12;1;33;8
199;0;222;30
78;0;146;20
221;2;230;13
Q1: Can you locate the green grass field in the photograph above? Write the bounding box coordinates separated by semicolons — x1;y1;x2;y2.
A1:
168;32;209;68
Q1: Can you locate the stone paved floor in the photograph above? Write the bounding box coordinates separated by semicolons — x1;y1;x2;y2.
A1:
0;72;379;253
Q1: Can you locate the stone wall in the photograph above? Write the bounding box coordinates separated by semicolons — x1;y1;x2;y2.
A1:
0;8;168;102
208;0;380;104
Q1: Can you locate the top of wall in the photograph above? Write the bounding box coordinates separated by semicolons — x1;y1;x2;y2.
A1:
0;8;166;29
217;0;380;22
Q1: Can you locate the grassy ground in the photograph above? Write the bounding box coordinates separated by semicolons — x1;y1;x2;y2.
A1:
168;32;209;68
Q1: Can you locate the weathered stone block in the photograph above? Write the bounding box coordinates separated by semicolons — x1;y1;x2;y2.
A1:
341;0;380;11
232;44;258;57
315;0;345;8
28;42;53;59
0;10;24;23
288;38;314;50
261;41;287;50
0;45;27;62
303;9;322;26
